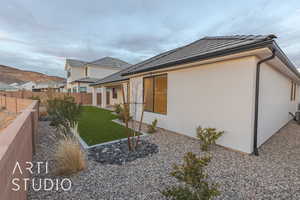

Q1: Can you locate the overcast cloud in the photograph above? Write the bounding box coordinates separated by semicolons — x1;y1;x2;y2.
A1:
0;0;299;77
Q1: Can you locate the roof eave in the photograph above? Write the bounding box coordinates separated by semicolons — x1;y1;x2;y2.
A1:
270;42;300;79
90;78;129;87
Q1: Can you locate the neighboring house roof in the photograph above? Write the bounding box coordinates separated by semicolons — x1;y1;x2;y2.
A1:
90;64;136;86
72;77;100;83
66;57;130;69
66;59;86;68
0;82;17;91
90;57;130;69
122;34;300;78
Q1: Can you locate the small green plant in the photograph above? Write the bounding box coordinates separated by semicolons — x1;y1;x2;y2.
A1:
197;127;224;151
117;106;132;122
114;104;122;114
147;119;158;133
47;96;82;135
161;152;220;200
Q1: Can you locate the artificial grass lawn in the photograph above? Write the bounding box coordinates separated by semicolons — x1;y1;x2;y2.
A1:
78;106;132;146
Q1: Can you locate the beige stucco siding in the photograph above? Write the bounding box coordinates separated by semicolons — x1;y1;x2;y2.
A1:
68;66;84;83
130;56;257;153
257;59;298;146
88;66;119;79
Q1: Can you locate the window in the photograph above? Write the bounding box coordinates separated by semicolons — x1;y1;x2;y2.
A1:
112;88;118;99
79;87;87;93
143;74;167;114
85;67;88;77
67;70;71;78
291;81;297;101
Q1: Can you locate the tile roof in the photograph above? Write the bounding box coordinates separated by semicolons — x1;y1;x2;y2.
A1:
91;34;300;85
66;59;86;67
66;57;130;69
89;57;130;69
123;34;278;75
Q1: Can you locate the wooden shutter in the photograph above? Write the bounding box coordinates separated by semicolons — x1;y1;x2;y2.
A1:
291;81;294;101
144;77;154;112
294;84;297;101
154;75;167;114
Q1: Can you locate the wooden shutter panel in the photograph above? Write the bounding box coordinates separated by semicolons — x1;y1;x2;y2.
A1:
291;81;294;101
144;77;154;112
293;83;297;101
154;75;167;114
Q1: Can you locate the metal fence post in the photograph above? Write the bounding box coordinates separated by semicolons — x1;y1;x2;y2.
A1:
31;110;36;155
15;97;18;113
4;94;7;108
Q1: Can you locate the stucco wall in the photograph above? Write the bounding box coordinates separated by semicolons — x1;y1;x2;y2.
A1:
0;97;38;200
69;66;84;83
88;66;119;79
257;60;298;146
130;56;257;153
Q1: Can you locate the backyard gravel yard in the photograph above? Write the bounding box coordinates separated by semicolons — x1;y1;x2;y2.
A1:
28;121;300;200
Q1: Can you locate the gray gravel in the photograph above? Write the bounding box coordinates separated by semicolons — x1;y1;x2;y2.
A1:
28;121;300;200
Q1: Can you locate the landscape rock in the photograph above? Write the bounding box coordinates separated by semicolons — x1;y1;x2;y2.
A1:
89;140;159;165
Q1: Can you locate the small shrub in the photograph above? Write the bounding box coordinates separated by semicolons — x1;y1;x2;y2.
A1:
117;107;132;122
54;124;86;176
47;96;82;135
147;119;158;133
161;152;220;200
114;104;122;114
196;127;224;151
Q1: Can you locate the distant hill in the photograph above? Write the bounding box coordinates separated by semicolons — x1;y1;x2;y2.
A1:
0;65;65;84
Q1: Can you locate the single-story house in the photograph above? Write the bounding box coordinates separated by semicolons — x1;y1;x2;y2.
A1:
0;82;18;91
91;34;300;155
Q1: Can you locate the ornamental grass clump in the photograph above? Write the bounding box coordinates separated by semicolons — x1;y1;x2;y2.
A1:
196;127;224;151
54;124;86;176
161;152;220;200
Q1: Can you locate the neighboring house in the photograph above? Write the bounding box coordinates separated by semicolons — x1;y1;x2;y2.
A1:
9;82;21;88
19;81;36;91
33;81;66;92
65;57;130;93
18;81;65;92
0;82;18;91
91;34;300;155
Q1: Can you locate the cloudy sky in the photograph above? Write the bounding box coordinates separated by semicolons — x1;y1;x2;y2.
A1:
0;0;300;77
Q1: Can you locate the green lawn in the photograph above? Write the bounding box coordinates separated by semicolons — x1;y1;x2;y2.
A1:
78;106;131;146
